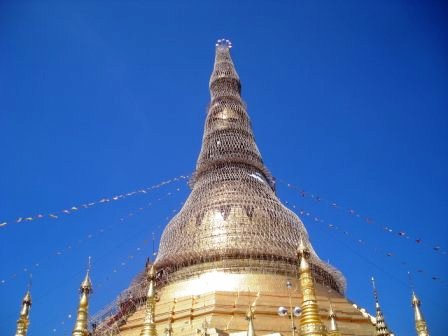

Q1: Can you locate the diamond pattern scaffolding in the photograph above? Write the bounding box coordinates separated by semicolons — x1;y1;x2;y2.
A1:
156;40;346;294
91;40;347;335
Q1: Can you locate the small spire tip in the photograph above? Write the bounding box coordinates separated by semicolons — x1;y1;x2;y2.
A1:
216;38;232;49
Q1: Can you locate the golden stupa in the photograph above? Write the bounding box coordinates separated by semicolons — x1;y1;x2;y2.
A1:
91;39;378;336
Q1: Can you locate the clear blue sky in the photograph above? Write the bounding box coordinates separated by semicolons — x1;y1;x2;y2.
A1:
1;0;447;335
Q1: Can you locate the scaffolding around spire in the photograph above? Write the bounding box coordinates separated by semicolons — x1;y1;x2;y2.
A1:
155;39;345;297
89;39;358;336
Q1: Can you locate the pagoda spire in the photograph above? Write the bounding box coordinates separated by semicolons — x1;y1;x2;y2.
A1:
297;239;327;336
139;262;158;336
192;38;274;188
72;257;93;336
327;301;341;336
14;288;32;336
246;306;256;336
371;277;391;336
411;291;430;336
156;40;345;297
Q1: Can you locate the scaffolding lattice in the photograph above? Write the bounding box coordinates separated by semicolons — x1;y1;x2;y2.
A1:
157;41;346;293
92;40;346;335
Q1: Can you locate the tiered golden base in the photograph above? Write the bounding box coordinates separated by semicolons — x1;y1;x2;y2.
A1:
118;272;375;335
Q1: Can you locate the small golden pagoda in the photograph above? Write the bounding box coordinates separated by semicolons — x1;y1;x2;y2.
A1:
411;291;430;336
92;40;377;335
296;239;327;336
139;263;158;336
327;301;342;336
72;259;93;336
371;277;392;336
14;288;32;336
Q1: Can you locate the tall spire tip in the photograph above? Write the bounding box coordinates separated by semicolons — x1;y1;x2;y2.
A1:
80;257;93;293
216;38;232;49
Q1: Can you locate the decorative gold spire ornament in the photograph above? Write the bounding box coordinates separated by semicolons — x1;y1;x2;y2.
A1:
139;263;158;336
72;258;93;336
327;301;341;336
297;239;327;336
15;288;32;336
371;277;391;336
246;306;256;336
412;291;430;336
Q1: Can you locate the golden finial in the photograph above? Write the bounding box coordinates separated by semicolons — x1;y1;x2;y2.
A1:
139;260;158;336
246;306;256;336
72;257;93;336
80;256;93;292
371;277;392;336
327;300;341;336
411;291;430;336
408;272;430;336
15;277;32;336
296;238;327;336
